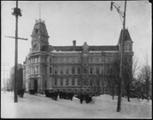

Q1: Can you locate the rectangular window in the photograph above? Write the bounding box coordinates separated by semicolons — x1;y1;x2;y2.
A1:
72;79;75;86
60;79;63;86
33;67;35;74
38;57;40;62
50;67;52;74
90;79;92;86
36;57;38;63
57;58;59;63
55;69;57;75
54;79;57;85
96;67;99;74
35;66;37;74
77;67;80;74
78;79;80;85
66;68;69;74
35;58;37;63
32;67;34;74
72;67;75;74
63;58;65;63
37;66;38;74
96;58;99;63
90;67;93;74
83;67;87;74
75;78;77;86
90;58;92;63
60;69;63;75
66;79;69;86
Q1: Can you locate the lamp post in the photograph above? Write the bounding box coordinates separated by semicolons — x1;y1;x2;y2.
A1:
110;0;127;112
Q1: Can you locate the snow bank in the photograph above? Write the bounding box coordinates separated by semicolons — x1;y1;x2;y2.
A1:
1;92;152;118
93;94;152;118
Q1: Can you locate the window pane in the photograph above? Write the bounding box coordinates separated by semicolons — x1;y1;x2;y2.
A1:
50;67;52;73
78;67;80;74
72;79;75;85
54;79;57;85
72;67;75;74
60;79;63;86
66;79;69;85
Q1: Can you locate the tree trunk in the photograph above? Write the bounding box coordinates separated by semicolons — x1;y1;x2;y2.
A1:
117;81;122;112
127;84;130;102
146;78;150;101
112;86;115;100
127;90;130;102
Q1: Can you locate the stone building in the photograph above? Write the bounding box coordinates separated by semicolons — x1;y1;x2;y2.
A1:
23;19;133;95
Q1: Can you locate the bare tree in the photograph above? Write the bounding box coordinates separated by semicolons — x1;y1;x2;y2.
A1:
122;56;140;102
128;56;140;101
138;64;151;100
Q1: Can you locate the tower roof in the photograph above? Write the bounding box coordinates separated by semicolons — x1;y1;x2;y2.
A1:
31;19;49;38
118;29;132;44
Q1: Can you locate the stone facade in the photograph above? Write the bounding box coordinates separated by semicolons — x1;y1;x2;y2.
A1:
23;19;133;95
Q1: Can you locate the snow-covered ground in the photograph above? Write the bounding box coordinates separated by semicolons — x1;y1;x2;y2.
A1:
1;91;152;118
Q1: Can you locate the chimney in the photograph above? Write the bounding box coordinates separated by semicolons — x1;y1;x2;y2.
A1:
73;40;76;46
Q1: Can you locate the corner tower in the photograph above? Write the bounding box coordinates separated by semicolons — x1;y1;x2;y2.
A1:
118;29;133;53
26;19;49;94
118;29;134;96
31;19;49;52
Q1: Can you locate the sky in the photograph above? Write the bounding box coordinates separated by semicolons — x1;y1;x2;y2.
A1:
1;1;152;82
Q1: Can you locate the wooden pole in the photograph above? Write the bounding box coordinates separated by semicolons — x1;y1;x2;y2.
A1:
14;0;18;103
117;0;127;112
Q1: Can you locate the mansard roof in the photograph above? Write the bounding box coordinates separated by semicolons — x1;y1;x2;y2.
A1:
31;19;49;38
118;29;132;44
50;45;119;51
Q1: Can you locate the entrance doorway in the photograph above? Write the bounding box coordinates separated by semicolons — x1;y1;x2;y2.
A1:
34;79;38;93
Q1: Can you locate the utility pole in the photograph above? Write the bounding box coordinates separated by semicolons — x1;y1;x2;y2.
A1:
110;0;127;112
117;0;127;112
12;0;21;103
9;0;27;103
